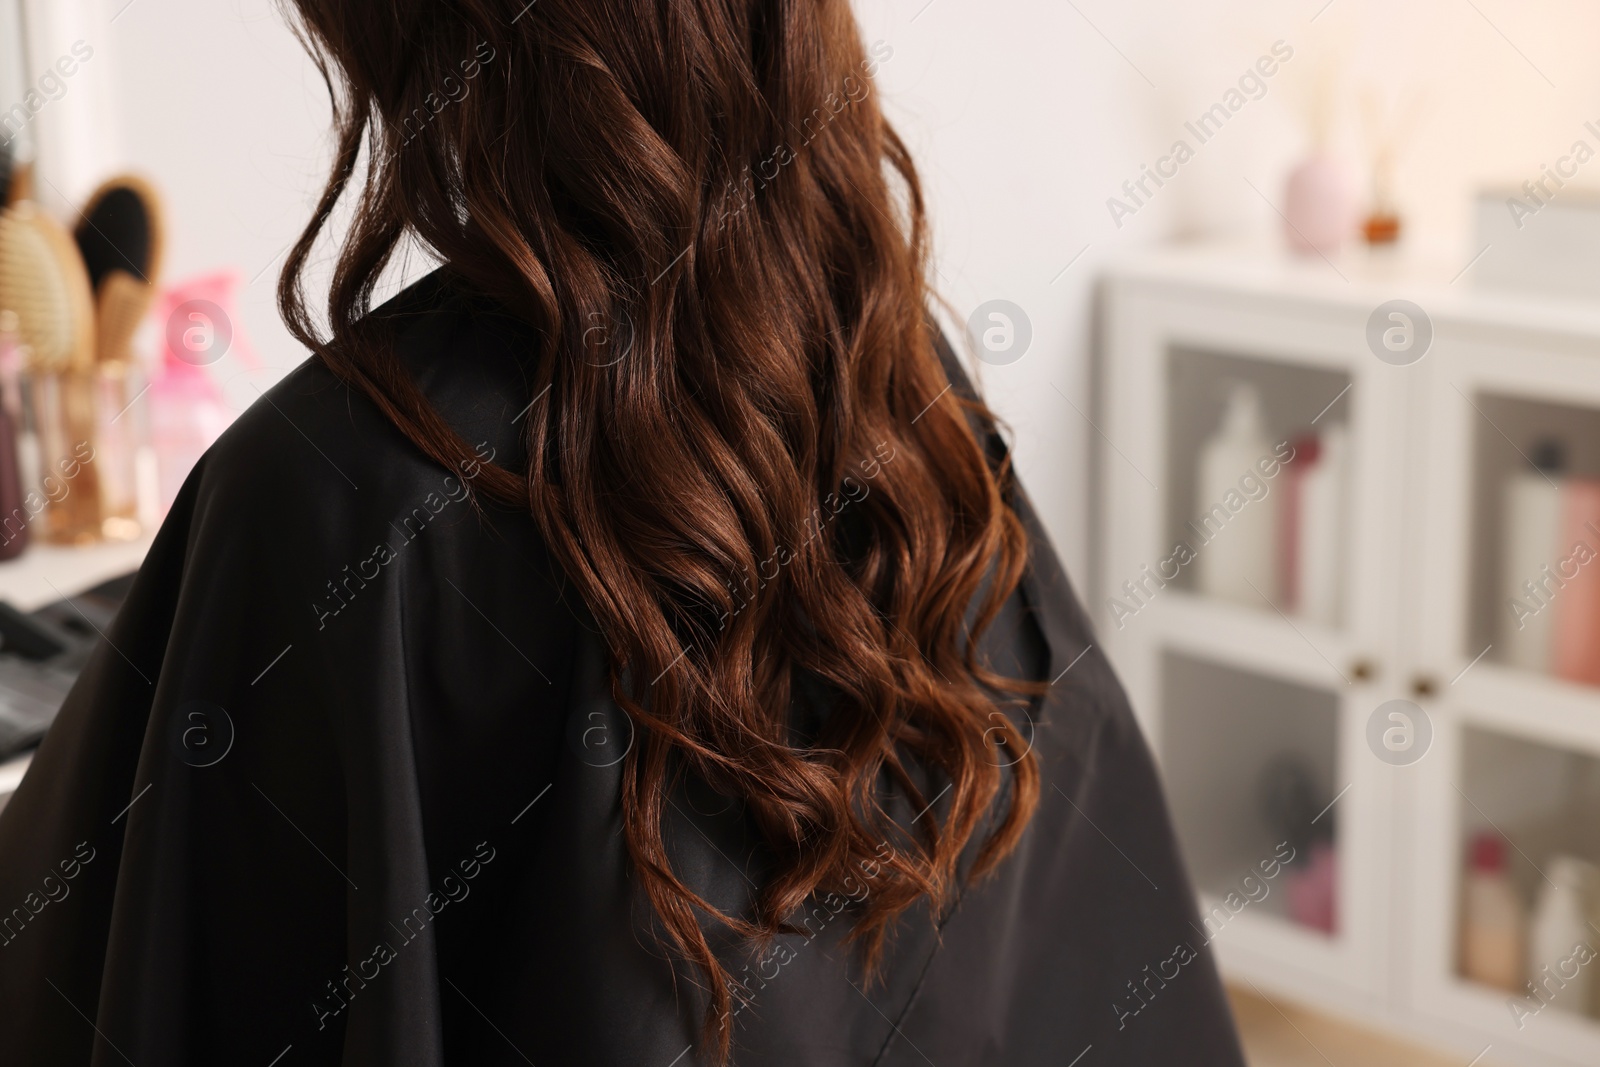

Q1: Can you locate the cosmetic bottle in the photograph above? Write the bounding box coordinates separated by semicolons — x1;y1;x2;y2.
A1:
1553;482;1600;686
1195;384;1279;606
1462;831;1527;992
1287;839;1338;935
1502;441;1565;673
9;340;41;508
0;312;27;559
93;360;145;540
1297;424;1348;627
147;273;248;515
1279;434;1317;615
1527;855;1597;1014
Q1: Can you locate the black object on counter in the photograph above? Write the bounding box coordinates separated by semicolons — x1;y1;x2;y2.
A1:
0;572;134;760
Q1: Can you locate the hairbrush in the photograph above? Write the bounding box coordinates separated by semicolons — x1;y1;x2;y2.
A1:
0;202;96;374
75;175;164;364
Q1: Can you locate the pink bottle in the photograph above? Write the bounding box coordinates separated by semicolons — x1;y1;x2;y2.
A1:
1278;433;1322;615
1461;831;1526;991
0;318;28;559
1553;479;1600;686
149;272;251;516
1286;839;1338;935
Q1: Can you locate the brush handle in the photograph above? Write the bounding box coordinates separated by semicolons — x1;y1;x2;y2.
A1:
96;272;153;365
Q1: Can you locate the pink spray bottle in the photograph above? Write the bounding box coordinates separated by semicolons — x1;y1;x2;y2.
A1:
148;271;255;518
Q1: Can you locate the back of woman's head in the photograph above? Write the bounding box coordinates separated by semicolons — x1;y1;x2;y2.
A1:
279;0;1040;1056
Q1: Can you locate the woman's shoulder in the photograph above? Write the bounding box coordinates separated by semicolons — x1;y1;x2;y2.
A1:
196;269;535;517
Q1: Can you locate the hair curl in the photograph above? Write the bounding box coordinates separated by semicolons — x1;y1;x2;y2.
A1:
278;0;1041;1058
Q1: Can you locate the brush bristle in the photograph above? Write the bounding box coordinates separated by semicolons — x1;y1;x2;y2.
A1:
76;176;164;293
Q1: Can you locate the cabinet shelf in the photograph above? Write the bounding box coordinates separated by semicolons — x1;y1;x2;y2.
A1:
1146;592;1355;693
1450;665;1600;759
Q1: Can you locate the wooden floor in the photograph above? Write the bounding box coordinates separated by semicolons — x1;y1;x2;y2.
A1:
1229;985;1471;1067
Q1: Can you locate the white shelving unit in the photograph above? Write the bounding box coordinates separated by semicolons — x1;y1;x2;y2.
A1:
1097;245;1600;1067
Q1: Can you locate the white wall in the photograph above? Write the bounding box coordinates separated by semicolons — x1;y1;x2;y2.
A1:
29;0;1600;585
0;1;26;121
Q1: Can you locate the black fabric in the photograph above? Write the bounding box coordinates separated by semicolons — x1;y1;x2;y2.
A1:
0;271;1245;1066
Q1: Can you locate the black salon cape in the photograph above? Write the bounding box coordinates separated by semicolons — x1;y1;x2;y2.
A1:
0;272;1244;1066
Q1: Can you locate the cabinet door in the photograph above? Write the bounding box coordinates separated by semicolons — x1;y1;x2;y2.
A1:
1097;276;1409;1003
1410;325;1600;1065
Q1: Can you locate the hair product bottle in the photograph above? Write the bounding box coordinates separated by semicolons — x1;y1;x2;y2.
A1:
1195;384;1279;607
1501;441;1565;673
1527;856;1597;1015
0;311;28;559
1297;424;1348;627
1461;831;1527;992
1552;483;1600;686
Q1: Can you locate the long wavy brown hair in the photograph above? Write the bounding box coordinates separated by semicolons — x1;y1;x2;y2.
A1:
279;0;1040;1057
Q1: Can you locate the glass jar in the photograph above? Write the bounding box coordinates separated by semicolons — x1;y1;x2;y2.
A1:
32;367;103;545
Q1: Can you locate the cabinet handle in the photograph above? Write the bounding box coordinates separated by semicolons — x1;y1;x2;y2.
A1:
1411;675;1438;699
1349;658;1377;682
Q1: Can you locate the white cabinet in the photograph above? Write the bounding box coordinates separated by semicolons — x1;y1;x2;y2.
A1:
1097;246;1600;1066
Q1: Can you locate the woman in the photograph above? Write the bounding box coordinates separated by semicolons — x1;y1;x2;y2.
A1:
0;1;1244;1063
